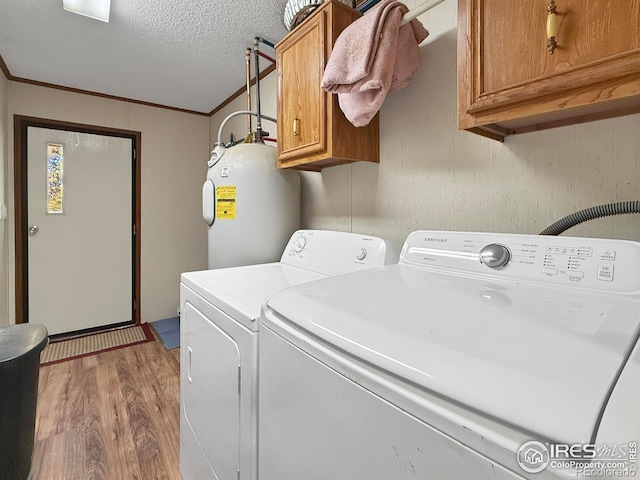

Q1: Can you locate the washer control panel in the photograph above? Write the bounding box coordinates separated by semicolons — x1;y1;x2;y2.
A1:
400;231;640;293
542;245;618;283
282;230;398;275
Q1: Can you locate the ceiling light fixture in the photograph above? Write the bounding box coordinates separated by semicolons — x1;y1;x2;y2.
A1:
63;0;111;22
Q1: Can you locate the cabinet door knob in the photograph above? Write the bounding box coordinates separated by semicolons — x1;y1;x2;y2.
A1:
546;0;559;54
293;116;299;136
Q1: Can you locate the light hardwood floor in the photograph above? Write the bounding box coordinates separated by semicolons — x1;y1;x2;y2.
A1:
33;336;182;480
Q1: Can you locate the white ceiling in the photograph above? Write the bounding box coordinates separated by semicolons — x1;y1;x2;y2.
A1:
0;0;290;114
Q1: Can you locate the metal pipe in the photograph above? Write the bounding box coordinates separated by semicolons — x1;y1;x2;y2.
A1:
216;110;276;146
209;110;277;168
253;37;264;142
256;36;275;49
245;48;252;137
257;51;275;64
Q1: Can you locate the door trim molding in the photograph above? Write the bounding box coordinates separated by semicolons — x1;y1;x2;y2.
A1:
13;115;142;326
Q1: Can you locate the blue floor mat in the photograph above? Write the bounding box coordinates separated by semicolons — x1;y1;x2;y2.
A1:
150;316;180;350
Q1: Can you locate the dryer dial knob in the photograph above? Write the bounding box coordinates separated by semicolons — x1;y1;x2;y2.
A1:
292;235;307;253
479;243;511;268
357;248;367;261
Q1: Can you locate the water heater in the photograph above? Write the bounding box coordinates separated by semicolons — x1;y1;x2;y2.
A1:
203;142;300;269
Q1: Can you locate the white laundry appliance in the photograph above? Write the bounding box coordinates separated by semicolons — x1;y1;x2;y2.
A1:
259;230;640;480
179;229;397;480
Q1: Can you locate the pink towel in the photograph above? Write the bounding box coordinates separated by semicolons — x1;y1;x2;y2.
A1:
321;0;429;127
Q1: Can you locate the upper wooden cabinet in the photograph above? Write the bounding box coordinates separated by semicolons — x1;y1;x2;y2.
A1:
276;0;380;170
458;0;640;141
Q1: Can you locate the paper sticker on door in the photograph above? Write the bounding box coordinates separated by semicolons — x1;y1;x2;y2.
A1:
216;185;236;220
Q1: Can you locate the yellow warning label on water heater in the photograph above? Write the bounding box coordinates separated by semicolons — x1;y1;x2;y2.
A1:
216;185;236;220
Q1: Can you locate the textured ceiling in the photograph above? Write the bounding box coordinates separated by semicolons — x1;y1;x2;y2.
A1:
0;0;290;114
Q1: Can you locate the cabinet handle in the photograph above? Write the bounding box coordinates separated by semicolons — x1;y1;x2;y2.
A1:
546;0;558;54
293;116;299;136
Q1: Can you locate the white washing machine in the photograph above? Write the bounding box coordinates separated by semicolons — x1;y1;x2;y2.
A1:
259;230;640;480
179;229;397;480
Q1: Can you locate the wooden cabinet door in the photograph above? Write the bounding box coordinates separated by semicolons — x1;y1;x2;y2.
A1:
481;0;640;94
277;12;327;162
459;0;640;138
276;0;379;169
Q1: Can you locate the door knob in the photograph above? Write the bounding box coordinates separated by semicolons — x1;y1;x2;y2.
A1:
28;225;39;236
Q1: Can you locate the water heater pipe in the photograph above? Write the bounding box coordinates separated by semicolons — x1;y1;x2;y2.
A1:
257;51;276;63
245;48;252;138
253;37;264;142
256;36;275;49
209;110;276;168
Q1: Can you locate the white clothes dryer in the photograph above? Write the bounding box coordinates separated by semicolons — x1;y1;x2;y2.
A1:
179;229;397;480
259;231;640;480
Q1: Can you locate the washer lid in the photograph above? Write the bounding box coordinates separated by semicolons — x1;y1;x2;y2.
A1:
182;263;325;331
263;264;640;445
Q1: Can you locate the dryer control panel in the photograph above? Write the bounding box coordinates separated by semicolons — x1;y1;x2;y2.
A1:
282;230;398;275
400;231;640;294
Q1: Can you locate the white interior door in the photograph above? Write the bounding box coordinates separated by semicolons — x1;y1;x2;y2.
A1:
27;127;132;335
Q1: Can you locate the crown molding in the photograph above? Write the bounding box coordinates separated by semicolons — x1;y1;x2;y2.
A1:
0;52;275;118
0;54;10;80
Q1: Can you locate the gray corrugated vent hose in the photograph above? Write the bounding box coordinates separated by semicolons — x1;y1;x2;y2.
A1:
540;201;640;235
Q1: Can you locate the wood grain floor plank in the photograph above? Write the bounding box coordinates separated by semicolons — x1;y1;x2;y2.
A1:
33;429;85;480
33;338;181;480
136;343;181;455
95;349;144;480
81;365;110;480
118;349;169;479
36;360;85;439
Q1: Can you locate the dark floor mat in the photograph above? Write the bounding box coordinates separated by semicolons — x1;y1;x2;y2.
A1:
150;316;180;349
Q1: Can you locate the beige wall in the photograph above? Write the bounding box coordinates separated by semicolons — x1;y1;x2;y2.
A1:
6;82;209;325
223;0;640;251
0;71;8;327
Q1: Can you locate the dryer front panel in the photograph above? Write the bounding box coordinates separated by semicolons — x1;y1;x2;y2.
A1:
182;300;240;480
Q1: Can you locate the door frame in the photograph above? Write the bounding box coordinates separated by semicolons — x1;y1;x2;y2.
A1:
13;115;142;326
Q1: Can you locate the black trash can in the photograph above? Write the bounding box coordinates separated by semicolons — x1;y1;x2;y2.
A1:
0;324;49;480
